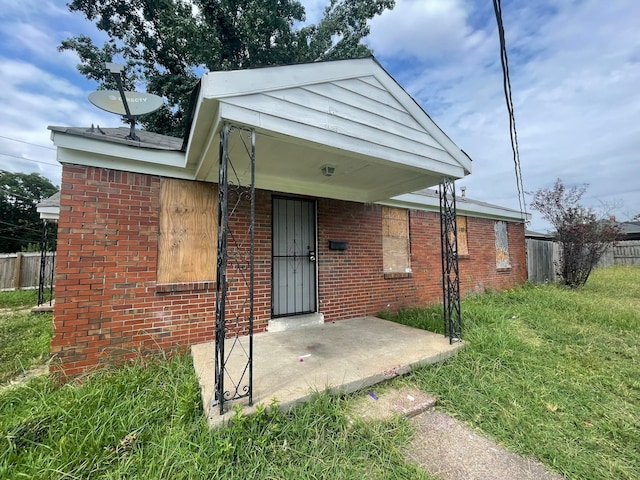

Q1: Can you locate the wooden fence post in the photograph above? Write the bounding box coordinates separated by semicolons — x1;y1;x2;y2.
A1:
14;252;23;290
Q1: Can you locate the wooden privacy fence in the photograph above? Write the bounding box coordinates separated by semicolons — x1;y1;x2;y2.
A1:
0;252;55;291
526;238;561;283
597;240;640;268
527;239;640;283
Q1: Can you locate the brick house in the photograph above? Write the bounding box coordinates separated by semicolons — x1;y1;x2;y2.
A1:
48;58;527;377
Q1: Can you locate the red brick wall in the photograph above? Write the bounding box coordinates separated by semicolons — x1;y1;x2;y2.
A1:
53;165;526;376
316;202;527;319
53;166;218;376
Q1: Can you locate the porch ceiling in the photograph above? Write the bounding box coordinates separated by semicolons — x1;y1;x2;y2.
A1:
185;58;471;203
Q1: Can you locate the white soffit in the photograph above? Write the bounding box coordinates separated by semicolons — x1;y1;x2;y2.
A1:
187;57;472;191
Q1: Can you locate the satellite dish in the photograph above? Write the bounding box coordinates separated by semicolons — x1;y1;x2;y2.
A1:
88;90;164;116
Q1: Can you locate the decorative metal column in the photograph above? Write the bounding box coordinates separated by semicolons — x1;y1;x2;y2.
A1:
214;123;256;415
37;219;55;307
439;177;462;343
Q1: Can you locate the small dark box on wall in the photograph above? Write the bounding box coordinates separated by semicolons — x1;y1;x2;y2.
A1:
328;240;348;250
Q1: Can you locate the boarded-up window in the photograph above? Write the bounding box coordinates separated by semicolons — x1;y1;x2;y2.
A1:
157;178;218;283
382;206;411;273
495;221;511;268
450;216;469;256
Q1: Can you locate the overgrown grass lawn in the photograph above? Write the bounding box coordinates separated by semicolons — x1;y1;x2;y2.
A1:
0;356;430;479
1;268;637;479
390;266;640;480
0;289;39;310
0;310;52;383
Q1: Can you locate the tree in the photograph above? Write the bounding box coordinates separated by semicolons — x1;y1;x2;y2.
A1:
60;0;395;137
0;171;59;253
530;178;619;288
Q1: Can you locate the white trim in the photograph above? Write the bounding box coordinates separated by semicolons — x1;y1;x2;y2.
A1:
198;58;472;175
217;102;465;178
381;192;530;223
37;206;59;221
51;131;187;169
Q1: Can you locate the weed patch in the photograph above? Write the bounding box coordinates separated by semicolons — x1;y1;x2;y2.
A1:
391;266;640;480
0;355;433;479
0;311;52;383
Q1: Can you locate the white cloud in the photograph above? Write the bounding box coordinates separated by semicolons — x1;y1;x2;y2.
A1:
0;58;117;185
368;0;640;229
1;0;639;227
368;0;494;63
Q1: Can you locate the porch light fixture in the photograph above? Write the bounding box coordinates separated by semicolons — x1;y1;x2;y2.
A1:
321;164;336;177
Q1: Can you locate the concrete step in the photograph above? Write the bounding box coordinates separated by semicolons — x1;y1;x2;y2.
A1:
350;386;437;421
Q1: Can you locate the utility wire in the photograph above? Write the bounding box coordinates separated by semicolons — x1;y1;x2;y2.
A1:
0;219;44;235
0;234;37;245
0;135;56;151
0;152;60;168
492;0;527;219
0;185;48;202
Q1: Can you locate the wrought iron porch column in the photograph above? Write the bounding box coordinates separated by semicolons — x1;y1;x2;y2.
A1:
214;123;256;415
37;219;54;307
439;177;462;343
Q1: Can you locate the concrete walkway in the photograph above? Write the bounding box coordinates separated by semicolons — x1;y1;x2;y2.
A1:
191;316;463;427
351;387;564;480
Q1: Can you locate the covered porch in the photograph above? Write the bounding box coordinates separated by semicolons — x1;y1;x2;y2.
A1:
192;316;463;427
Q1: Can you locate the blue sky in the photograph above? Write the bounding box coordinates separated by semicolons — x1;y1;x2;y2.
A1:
1;0;639;231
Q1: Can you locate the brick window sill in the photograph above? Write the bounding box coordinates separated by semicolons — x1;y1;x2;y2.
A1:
155;281;216;294
458;254;471;260
496;267;512;273
384;272;412;280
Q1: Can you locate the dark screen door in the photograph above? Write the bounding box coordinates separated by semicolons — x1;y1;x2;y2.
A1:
272;197;316;317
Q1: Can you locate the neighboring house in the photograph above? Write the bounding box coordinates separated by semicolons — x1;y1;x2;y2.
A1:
47;57;528;377
616;221;640;241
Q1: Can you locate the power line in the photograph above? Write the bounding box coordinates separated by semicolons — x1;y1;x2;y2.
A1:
0;185;48;202
0;135;56;151
0;233;38;245
0;151;61;168
0;219;43;235
492;0;527;219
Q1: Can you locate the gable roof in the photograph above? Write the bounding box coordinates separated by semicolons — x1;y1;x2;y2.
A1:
184;57;471;202
50;58;473;203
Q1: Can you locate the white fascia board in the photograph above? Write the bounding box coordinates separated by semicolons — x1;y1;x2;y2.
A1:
201;57;472;176
370;70;472;175
37;206;59;221
56;147;194;180
382;192;530;223
51;131;193;179
51;131;187;168
193;108;223;181
201;58;376;99
218;102;466;178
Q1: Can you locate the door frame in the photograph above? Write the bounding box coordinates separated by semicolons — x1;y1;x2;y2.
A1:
271;195;318;318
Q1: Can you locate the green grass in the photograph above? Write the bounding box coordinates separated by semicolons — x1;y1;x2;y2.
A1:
0;355;431;479
0;310;52;383
1;267;638;478
0;289;39;310
390;266;640;480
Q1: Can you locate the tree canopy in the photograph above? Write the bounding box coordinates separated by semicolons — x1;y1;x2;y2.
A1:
530;178;619;288
61;0;395;137
0;171;59;253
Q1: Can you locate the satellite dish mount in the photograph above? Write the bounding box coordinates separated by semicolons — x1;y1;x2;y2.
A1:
105;62;140;141
89;63;163;141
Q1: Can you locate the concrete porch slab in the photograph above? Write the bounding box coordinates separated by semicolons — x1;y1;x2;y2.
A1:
191;316;463;427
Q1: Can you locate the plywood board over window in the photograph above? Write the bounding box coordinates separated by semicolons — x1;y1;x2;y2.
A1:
382;206;411;273
449;215;468;256
157;178;218;283
495;220;511;268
